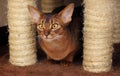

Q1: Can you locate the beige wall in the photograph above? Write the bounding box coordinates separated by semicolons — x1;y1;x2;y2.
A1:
0;0;83;27
0;0;7;27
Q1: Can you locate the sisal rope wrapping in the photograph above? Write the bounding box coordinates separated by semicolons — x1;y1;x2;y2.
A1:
8;0;37;66
113;0;120;43
41;0;64;13
83;0;114;73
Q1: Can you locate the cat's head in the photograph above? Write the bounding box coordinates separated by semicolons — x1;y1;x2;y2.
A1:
28;3;74;40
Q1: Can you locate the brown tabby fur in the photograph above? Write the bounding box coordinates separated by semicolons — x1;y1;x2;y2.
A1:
28;3;82;63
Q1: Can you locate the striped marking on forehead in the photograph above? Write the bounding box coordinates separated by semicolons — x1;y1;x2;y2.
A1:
45;14;52;23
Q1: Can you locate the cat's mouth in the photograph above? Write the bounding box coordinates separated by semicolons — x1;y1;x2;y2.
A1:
39;35;53;40
44;35;52;39
38;35;63;41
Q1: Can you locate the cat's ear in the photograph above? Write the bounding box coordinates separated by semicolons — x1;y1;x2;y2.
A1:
28;5;43;23
58;3;74;24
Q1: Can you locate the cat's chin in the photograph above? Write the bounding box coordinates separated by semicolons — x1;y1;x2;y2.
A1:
42;37;56;42
43;38;54;41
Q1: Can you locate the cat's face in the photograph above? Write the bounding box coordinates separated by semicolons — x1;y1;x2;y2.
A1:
36;15;65;40
28;3;74;40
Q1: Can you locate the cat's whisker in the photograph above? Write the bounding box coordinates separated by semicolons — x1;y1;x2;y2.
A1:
43;35;47;39
56;35;63;39
47;35;53;39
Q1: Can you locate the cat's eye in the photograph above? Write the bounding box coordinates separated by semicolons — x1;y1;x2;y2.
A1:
52;23;59;29
37;24;44;29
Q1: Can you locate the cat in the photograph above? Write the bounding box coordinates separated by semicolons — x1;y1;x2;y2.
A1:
28;3;83;65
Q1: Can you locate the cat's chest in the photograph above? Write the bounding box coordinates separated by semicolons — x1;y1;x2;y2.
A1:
41;38;68;51
39;33;78;60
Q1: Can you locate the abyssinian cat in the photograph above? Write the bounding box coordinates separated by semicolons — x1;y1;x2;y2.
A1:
28;3;83;65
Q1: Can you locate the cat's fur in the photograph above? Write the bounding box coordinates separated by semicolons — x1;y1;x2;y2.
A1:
28;3;83;63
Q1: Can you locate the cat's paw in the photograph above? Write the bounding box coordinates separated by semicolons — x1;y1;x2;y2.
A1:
60;61;72;67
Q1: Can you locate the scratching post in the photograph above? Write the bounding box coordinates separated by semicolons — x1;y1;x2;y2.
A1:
113;0;120;43
41;0;64;13
8;0;37;66
83;0;114;73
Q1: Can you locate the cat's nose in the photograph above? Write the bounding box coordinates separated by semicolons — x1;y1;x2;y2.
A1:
44;31;50;37
45;32;49;36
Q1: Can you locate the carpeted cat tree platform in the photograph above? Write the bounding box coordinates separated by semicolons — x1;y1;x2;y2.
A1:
0;43;120;76
0;0;120;76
